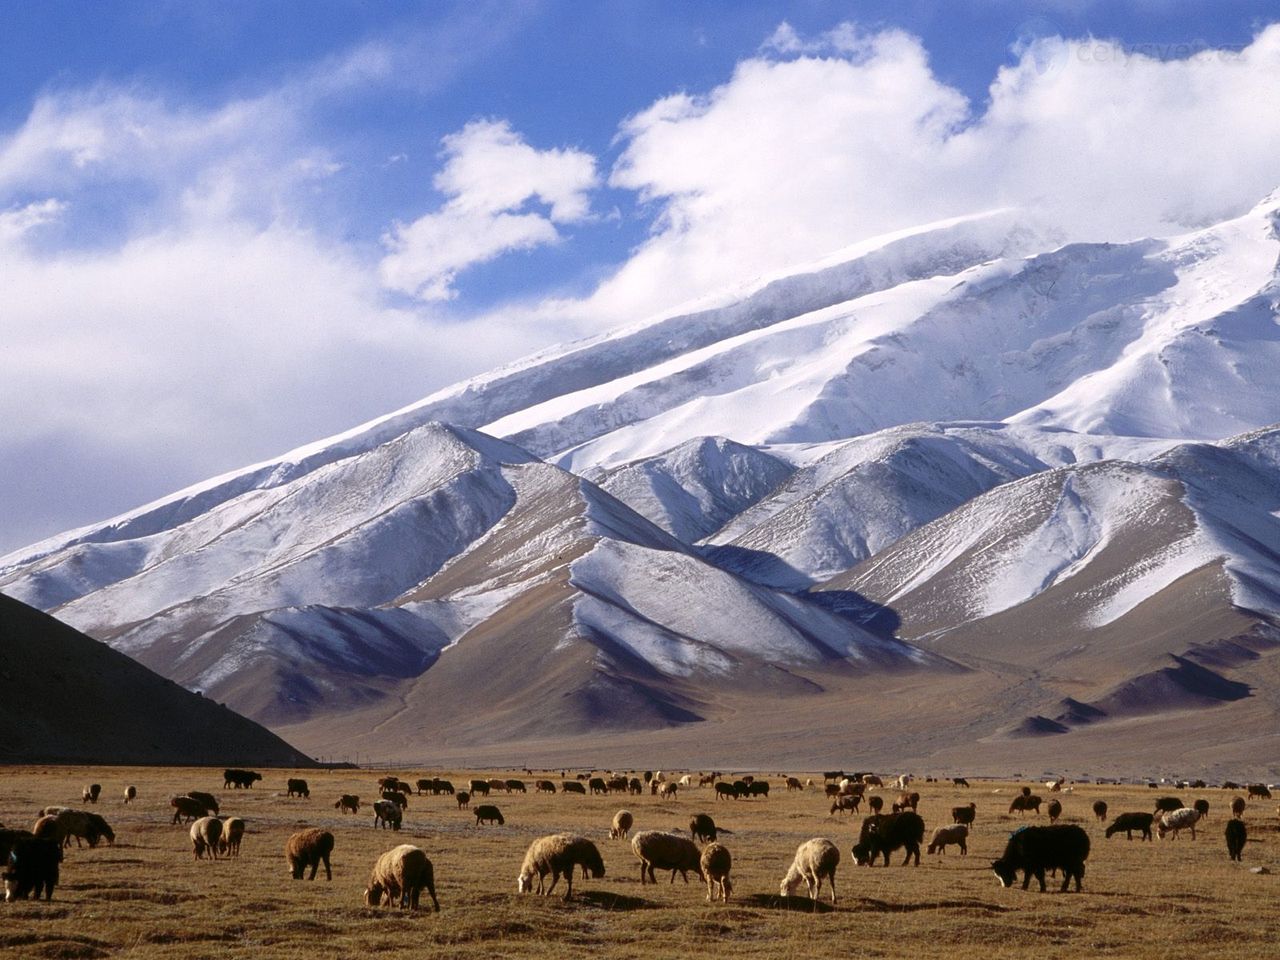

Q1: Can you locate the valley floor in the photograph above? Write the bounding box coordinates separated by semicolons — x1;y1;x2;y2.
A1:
2;765;1278;959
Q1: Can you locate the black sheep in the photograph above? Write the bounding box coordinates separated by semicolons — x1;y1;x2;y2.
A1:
992;825;1089;893
1153;796;1184;814
3;837;62;901
852;812;925;867
1105;812;1154;841
1225;819;1247;862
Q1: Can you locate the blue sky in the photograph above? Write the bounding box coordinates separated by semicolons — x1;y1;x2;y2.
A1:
3;1;1280;551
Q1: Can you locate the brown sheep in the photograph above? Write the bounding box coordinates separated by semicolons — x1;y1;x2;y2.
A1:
456;791;470;809
52;810;113;848
285;829;333;881
365;844;439;910
335;795;360;814
1092;800;1108;822
892;791;920;813
380;790;409;810
82;784;101;804
631;831;703;885
1231;797;1246;819
517;835;605;899
1047;799;1063;823
700;842;732;902
123;786;136;805
170;796;210;824
32;816;58;839
474;805;504;826
952;802;976;825
190;816;222;860
868;796;884;815
1009;795;1043;816
187;791;220;815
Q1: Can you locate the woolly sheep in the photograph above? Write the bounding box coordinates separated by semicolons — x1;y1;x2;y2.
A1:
170;796;209;824
82;784;101;804
474;804;505;826
610;810;634;840
786;777;803;791
1231;797;1246;818
286;779;310;799
658;782;678;800
517;834;605;899
456;791;470;809
1093;800;1108;821
1047;799;1063;823
32;815;58;839
187;791;220;815
927;824;968;855
1156;807;1202;840
365;844;439;910
123;786;136;804
190;816;223;860
700;842;732;902
53;809;113;848
780;838;840;903
689;813;717;843
285;829;334;881
1194;798;1210;820
952;802;976;825
373;800;402;831
335;794;360;814
535;780;557;794
219;817;245;857
561;781;586;795
631;831;703;885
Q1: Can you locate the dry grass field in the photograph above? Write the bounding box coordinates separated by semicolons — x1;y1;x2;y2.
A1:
1;766;1277;960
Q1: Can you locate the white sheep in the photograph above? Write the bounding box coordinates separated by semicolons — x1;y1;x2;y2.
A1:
700;842;732;902
610;810;634;840
678;775;693;787
517;834;605;899
1157;807;1202;840
781;838;840;903
219;817;245;857
190;816;222;860
365;844;439;910
926;824;968;855
631;831;703;885
892;774;911;790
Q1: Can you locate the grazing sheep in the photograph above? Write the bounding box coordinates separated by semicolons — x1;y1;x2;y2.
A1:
37;807;68;818
286;779;310;799
689;813;717;843
187;791;220;815
456;791;470;810
610;810;634;840
1194;798;1210;820
32;815;57;839
629;777;643;795
852;812;925;867
469;779;491;796
536;780;557;794
701;842;732;902
781;838;840;903
373;800;402;831
927;824;968;855
867;796;884;815
953;777;970;788
487;778;508;794
365;844;439;910
82;784;101;804
992;825;1089;892
335;795;360;814
474;804;505;826
2;837;61;901
1226;819;1247;861
747;781;770;799
223;769;262;789
607;776;629;792
285;829;334;881
220;817;245;857
190;816;223;860
53;809;114;848
1105;812;1154;841
170;795;209;823
631;831;703;885
415;779;433;795
1231;797;1246;818
1047;799;1063;823
123;786;136;804
433;778;455;795
1156;807;1201;840
715;782;739;801
952;802;976;825
831;796;861;816
1153;796;1184;814
1247;784;1272;800
1009;795;1043;816
1092;800;1108;822
1047;777;1065;792
892;774;911;790
786;777;803;791
517;834;605;899
561;781;586;795
589;777;609;795
381;790;409;810
892;791;920;813
863;775;884;787
377;776;400;792
658;782;679;800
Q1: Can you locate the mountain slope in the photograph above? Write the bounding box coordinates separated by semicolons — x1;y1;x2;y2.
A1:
0;594;314;766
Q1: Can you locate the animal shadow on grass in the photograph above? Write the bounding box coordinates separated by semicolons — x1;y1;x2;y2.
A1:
739;894;836;913
857;897;1009;915
573;890;659;911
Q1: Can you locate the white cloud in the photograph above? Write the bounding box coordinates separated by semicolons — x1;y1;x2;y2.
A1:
576;23;1280;324
379;119;598;300
0;198;66;244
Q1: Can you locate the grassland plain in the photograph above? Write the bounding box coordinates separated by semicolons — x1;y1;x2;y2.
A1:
1;766;1277;960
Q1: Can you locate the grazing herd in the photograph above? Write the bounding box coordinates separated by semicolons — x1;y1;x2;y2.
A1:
2;768;1275;913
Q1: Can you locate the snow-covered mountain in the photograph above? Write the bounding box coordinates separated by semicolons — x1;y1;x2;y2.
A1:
4;193;1280;770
